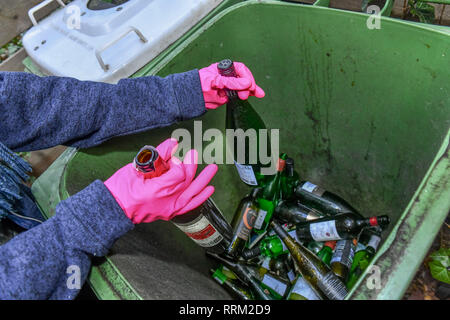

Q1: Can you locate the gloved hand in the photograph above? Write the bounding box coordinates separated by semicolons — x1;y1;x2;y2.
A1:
104;138;218;224
199;61;265;109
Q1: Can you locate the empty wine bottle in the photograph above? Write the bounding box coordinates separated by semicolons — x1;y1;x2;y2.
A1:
287;275;322;300
346;228;382;289
280;157;300;200
210;268;254;300
250;264;291;300
220;264;238;280
221;59;270;187
295;212;390;242
206;252;274;300
317;241;336;266
294;181;357;215
172;198;233;254
226;188;261;258
274;200;323;224
133;145;168;179
270;221;348;300
132;145;233;254
330;239;356;281
253;154;286;234
242;234;288;260
284;255;298;284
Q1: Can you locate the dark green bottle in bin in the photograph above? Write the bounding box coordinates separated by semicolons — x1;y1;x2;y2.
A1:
253;153;287;234
226;188;261;258
294;181;357;215
346;227;382;289
220;59;270;187
210;268;254;300
280;157;300;200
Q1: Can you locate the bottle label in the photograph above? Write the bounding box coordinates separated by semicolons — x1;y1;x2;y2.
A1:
291;277;321;300
254;209;268;229
174;215;223;248
261;274;287;297
317;272;348;300
310;221;340;241
331;240;355;268
237;207;258;240
287;270;297;283
367;235;381;251
288;229;300;243
301;181;326;196
234;161;258;186
261;257;271;271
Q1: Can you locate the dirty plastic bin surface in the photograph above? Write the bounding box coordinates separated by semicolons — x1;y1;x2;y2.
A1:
33;1;450;299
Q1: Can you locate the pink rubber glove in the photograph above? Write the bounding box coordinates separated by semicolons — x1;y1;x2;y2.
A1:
104;138;218;224
199;61;265;109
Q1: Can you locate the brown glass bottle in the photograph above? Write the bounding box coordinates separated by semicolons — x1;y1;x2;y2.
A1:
133;145;168;179
172;198;233;254
133;145;233;254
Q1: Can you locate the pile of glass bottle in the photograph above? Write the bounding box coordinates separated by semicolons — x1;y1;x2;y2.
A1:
205;153;390;300
177;59;390;300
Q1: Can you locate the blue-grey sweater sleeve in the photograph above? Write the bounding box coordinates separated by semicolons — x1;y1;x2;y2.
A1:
0;180;134;300
0;70;206;152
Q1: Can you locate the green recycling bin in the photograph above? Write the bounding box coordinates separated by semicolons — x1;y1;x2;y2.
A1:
32;0;450;300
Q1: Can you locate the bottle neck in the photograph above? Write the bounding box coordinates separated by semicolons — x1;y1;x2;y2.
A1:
218;59;239;100
270;221;289;240
242;246;261;260
359;216;389;228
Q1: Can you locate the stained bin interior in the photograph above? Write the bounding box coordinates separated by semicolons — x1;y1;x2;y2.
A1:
49;1;449;299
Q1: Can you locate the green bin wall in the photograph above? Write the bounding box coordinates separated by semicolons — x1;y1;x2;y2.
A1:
35;0;450;299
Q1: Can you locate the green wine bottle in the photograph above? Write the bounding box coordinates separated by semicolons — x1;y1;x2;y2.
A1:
294;181;357;215
346;228;382;289
206;252;286;300
317;241;336;266
242;235;288;260
330;239;356;281
207;252;273;300
250;264;291;300
253;154;287;234
295;212;390;242
226;188;261;258
270;221;348;300
210;268;254;300
220;59;269;187
280;157;300;200
274;200;323;224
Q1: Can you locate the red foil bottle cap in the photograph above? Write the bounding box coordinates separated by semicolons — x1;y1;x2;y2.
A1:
324;241;336;250
369;217;378;226
277;158;286;172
